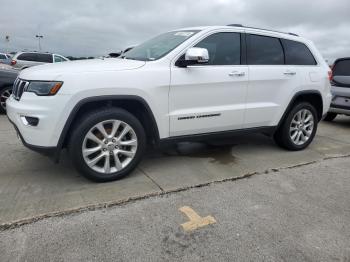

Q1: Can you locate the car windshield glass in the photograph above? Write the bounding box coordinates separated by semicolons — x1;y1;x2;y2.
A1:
122;30;200;61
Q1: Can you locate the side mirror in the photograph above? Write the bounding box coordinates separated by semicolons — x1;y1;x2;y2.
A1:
185;47;209;63
176;47;209;67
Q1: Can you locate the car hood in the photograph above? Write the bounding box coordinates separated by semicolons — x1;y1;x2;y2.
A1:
19;58;146;80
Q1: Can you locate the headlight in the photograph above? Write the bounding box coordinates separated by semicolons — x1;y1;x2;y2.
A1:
26;81;63;96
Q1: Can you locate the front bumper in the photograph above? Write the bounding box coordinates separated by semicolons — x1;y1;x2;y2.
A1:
6;93;69;146
6;93;72;162
329;107;350;115
7;117;57;157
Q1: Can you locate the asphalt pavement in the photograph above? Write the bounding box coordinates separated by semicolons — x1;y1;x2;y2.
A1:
1;115;350;225
0;156;349;261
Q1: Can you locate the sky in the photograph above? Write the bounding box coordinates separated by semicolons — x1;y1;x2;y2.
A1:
0;0;349;62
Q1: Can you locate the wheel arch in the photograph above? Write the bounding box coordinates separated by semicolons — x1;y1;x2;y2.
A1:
278;90;323;128
55;95;160;162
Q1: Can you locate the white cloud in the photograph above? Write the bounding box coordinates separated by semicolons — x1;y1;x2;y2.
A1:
0;0;349;61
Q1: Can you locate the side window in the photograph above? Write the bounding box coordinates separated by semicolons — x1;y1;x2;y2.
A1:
0;54;6;59
247;34;284;65
17;53;37;61
194;32;241;65
54;55;64;62
37;54;53;63
281;39;317;65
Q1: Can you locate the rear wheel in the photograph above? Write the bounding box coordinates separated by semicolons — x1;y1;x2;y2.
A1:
274;102;318;151
0;86;12;113
323;112;337;122
69;108;146;182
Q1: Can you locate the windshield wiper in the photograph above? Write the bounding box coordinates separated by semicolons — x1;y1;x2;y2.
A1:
122;57;143;61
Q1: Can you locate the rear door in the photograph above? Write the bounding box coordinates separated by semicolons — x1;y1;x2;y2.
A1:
281;38;321;108
244;34;301;128
169;31;248;136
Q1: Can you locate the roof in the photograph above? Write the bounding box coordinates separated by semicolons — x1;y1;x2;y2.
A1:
173;25;302;41
17;51;52;54
227;24;299;37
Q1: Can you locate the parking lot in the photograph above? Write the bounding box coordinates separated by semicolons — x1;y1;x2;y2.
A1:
0;114;350;226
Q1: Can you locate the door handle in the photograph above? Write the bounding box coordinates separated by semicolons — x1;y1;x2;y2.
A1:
284;71;296;76
229;71;245;77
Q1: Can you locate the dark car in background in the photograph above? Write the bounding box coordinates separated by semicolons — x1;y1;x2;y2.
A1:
0;68;18;113
325;57;350;121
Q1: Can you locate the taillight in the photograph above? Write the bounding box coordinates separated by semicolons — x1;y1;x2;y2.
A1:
328;69;333;81
11;60;16;66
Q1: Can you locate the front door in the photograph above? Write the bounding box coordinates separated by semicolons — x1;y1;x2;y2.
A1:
169;32;248;137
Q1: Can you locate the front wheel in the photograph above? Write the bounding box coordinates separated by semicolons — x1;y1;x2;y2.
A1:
274;102;318;151
0;86;12;114
69;108;146;182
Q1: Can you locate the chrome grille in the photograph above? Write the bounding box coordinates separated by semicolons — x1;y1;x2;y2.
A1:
12;78;29;101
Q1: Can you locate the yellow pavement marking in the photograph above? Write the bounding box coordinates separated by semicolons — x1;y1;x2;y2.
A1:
179;206;216;232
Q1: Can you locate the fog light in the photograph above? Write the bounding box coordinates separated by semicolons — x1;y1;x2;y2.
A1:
20;116;39;126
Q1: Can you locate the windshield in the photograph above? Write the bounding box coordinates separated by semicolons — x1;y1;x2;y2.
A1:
122;30;200;61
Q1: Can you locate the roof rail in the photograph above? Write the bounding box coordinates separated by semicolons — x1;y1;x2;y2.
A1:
227;24;243;27
227;24;299;37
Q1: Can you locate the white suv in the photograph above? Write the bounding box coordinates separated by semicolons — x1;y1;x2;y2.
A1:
6;25;332;182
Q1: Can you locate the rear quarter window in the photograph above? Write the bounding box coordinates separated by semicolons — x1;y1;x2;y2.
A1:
281;39;317;65
37;54;53;63
333;59;350;76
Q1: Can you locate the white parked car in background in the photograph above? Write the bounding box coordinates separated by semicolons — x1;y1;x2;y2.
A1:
0;53;12;65
6;25;332;182
11;52;69;69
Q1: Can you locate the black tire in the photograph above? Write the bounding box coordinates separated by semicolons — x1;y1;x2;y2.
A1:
274;102;318;151
69;107;146;182
0;86;12;114
323;112;337;122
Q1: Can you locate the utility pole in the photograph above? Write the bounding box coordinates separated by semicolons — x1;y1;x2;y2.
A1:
35;35;43;51
5;35;10;54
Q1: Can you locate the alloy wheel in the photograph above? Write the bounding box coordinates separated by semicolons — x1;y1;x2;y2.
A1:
82;119;138;174
289;109;314;146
